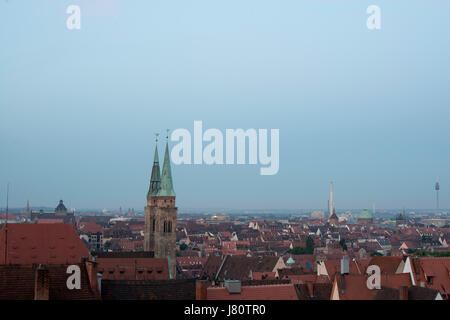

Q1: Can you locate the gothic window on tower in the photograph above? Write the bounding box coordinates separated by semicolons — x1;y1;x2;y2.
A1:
164;221;167;233
168;221;172;233
152;219;155;232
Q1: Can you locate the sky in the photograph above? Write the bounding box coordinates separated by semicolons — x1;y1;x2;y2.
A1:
1;0;450;211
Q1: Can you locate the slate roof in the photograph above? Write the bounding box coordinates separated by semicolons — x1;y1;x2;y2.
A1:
0;263;99;300
201;255;281;282
55;200;67;212
101;279;196;300
295;283;332;300
93;251;155;259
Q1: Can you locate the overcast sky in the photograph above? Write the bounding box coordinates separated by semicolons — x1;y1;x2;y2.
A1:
1;0;449;211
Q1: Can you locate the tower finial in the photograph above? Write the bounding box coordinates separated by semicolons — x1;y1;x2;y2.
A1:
166;129;169;141
157;137;175;197
155;133;159;143
148;141;161;197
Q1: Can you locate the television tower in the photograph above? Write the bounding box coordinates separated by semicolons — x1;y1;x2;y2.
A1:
435;178;440;214
329;182;334;218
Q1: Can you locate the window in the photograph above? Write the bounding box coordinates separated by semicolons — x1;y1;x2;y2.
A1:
168;221;172;233
152;219;155;232
164;221;167;233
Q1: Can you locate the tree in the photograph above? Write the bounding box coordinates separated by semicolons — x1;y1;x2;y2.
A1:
306;236;315;254
339;239;348;251
413;249;450;257
287;247;309;255
286;236;315;255
103;241;112;251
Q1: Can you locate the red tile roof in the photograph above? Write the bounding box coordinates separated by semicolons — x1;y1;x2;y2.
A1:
285;274;319;284
97;257;170;280
332;273;412;300
37;219;64;224
323;258;370;276
207;284;299;300
0;224;89;265
252;272;276;280
367;256;403;274
176;257;207;267
78;221;102;234
0;214;16;221
413;257;450;296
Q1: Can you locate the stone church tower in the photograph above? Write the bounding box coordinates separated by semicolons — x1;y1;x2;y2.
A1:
144;139;177;278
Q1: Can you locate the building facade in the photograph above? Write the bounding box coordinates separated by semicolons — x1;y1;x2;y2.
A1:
144;140;177;278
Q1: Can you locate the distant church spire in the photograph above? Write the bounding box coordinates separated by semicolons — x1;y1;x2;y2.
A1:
148;135;161;197
157;134;175;197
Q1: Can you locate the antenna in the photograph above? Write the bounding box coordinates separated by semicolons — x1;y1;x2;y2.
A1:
4;182;10;264
5;182;9;219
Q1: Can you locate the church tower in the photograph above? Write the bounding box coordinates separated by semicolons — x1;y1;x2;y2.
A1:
144;135;177;278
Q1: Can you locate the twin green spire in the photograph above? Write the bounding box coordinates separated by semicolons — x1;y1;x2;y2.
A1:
148;145;161;197
148;139;175;197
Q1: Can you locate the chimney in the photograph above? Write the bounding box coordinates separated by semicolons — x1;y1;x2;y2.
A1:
85;260;99;294
97;273;102;295
399;286;408;300
196;280;207;300
225;280;242;294
305;281;314;297
34;264;50;300
340;255;349;274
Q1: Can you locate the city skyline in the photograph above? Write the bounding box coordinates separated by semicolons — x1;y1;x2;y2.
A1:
0;180;446;213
